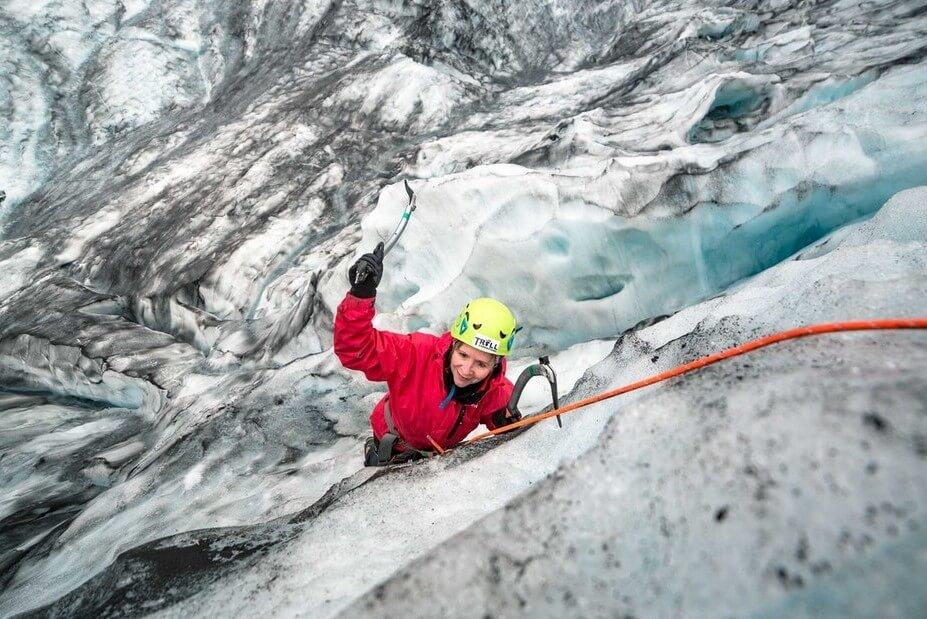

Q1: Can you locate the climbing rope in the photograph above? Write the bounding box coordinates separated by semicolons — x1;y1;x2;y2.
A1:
461;318;927;448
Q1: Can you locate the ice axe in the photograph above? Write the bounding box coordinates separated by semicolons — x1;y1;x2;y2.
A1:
506;356;562;427
353;179;417;285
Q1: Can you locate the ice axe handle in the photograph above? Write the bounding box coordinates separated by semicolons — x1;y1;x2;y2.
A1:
353;181;416;285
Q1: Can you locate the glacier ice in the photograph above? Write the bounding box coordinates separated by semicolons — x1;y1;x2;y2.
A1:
355;59;926;354
0;0;925;616
343;187;927;617
0;0;253;213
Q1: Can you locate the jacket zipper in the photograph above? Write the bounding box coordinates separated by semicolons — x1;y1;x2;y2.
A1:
446;405;467;442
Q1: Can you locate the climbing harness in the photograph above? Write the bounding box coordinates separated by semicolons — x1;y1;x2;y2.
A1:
457;317;927;450
365;399;432;466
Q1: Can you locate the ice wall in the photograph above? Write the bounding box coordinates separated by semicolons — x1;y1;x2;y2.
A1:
0;0;925;616
347;61;926;352
0;0;261;213
342;186;927;618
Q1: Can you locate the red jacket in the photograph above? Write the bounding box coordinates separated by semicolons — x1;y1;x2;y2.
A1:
334;293;514;451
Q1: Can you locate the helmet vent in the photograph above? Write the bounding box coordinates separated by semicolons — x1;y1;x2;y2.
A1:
473;323;482;330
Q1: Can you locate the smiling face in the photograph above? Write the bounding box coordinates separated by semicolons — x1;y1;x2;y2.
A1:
450;341;498;387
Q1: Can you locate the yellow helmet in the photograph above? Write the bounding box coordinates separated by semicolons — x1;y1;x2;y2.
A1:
451;298;519;356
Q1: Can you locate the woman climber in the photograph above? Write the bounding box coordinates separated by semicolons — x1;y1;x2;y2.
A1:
334;242;521;466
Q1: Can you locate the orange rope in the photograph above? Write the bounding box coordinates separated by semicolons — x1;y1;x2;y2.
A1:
426;434;445;454
461;318;927;447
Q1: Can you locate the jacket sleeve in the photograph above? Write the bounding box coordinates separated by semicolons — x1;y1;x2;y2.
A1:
479;376;516;431
333;293;416;383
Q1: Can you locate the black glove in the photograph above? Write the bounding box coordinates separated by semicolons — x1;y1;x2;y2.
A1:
348;242;384;298
491;407;522;429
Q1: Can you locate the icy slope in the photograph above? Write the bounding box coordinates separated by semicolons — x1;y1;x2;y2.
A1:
342;189;927;618
355;58;927;353
19;185;927;619
1;0;926;616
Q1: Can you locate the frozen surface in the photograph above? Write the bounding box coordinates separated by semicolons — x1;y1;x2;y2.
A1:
342;186;927;619
0;0;249;212
1;0;926;617
12;187;927;619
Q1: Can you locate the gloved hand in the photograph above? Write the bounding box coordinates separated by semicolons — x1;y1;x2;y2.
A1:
491;407;522;429
348;242;384;298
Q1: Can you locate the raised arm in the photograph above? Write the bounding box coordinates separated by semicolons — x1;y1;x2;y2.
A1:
334;293;415;382
333;242;414;382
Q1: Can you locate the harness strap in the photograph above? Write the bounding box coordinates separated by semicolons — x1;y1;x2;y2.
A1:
376;433;397;465
373;399;399;464
375;400;432;464
384;399;399;435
